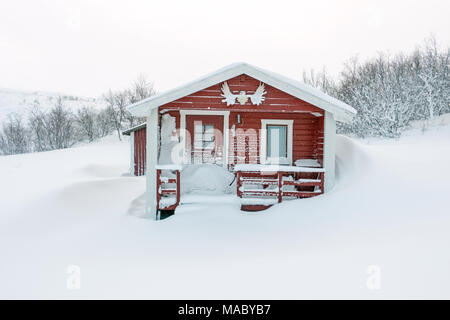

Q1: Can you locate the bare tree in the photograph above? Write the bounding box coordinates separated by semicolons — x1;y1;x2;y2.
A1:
128;74;156;104
0;113;31;155
28;107;49;152
76;107;98;142
103;75;155;139
28;98;77;151
104;90;128;140
45;98;77;149
96;108;114;137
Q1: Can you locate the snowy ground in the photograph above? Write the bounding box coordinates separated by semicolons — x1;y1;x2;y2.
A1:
0;124;449;299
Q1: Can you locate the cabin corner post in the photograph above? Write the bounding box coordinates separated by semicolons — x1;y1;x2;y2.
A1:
146;107;159;219
323;111;336;192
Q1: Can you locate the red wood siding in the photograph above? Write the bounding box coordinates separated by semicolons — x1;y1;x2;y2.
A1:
159;74;324;114
229;112;323;165
134;127;146;176
158;74;325;167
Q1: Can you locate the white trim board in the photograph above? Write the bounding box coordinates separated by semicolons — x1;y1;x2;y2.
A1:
127;62;356;123
129;131;135;175
260;119;293;165
179;110;230;167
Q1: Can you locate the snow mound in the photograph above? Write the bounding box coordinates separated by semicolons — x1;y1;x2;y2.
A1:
335;134;371;189
158;114;178;165
1;123;450;299
181;164;235;195
80;164;126;178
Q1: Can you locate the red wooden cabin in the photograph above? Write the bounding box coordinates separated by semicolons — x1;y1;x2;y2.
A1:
125;63;356;218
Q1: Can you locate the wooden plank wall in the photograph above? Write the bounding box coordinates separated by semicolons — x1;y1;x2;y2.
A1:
158;74;325;166
134;127;147;176
230;111;323;165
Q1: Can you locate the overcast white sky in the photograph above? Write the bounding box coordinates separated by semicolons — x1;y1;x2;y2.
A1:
0;0;449;97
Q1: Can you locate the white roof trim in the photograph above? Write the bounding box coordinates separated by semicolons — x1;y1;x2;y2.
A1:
127;62;356;123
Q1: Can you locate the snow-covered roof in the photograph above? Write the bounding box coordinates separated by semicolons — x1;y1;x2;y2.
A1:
122;123;146;135
127;62;357;123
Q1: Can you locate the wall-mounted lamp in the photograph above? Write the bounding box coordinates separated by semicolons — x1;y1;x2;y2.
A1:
237;114;241;124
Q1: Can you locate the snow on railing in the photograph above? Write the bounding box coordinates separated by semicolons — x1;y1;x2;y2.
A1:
235;164;324;207
234;164;325;173
156;166;181;210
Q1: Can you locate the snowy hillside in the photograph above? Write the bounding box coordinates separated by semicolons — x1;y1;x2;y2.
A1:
0;88;106;122
0;124;449;299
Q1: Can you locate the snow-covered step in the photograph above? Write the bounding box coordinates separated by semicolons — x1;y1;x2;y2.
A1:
159;197;177;209
159;177;177;184
160;188;177;195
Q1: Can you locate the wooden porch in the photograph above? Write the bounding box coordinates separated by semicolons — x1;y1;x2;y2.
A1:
156;162;324;212
234;163;324;211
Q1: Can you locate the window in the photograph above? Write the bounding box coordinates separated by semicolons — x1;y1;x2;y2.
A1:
193;123;215;149
267;125;287;158
260;119;293;165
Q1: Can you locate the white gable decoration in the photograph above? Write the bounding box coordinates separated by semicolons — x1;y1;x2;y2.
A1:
220;81;267;106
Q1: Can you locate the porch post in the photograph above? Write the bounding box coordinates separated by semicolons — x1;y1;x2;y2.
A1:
323;111;336;192
146;107;159;219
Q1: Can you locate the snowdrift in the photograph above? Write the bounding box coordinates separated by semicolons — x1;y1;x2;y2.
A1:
1;124;450;299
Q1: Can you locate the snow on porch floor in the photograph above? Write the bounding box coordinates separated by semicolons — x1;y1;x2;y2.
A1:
180;194;239;206
162;194;243;220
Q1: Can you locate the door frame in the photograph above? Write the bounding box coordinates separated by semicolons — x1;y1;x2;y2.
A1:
180;110;230;167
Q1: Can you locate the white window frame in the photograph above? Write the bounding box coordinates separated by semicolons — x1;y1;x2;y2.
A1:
260;119;293;165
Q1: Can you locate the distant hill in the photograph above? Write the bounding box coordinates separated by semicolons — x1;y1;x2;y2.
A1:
0;88;107;122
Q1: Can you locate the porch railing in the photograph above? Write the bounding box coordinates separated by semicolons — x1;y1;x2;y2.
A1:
156;165;182;211
235;164;325;206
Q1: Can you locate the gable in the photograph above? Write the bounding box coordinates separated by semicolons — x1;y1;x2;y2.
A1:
159;74;324;115
128;62;356;122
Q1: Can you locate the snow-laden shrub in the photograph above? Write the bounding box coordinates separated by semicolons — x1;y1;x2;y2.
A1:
28;98;77;151
0;113;31;155
304;37;450;138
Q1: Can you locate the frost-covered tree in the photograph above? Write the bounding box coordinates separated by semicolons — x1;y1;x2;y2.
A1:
44;98;77;149
0;113;31;155
75;107;98;142
303;36;450;138
28;107;49;152
95;108;114;138
128;75;156;104
103;75;155;139
104;90;128;140
28;98;77;151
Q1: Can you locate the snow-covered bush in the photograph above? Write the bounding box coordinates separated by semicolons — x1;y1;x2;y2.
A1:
0;76;154;155
28;98;77;151
75;107;99;142
304;37;450;138
0;113;31;155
